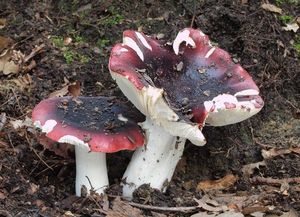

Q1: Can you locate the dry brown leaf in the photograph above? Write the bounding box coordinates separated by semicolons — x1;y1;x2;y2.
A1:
107;197;143;217
12;74;34;91
197;174;238;191
261;3;282;14
0;19;6;29
49;86;69;98
0;49;24;75
68;81;81;97
262;147;300;159
194;198;225;212
0;35;13;53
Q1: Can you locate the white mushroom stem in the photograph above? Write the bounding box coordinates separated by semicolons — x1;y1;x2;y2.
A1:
122;118;186;199
75;146;108;196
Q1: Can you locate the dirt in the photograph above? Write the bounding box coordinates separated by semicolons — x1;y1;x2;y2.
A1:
0;0;299;216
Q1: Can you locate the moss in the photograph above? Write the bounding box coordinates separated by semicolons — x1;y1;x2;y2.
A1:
278;15;293;24
63;50;76;64
63;50;90;64
275;0;298;5
97;38;110;48
99;6;124;27
51;36;64;48
294;41;300;55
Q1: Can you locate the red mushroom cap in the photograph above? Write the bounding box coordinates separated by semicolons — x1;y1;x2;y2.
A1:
109;28;264;129
32;96;145;153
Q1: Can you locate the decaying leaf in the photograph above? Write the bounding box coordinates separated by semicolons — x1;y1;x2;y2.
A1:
0;35;13;53
12;74;34;91
67;81;81;97
280;209;298;217
282;23;299;33
262;147;300;159
107;197;143;217
48;85;69;98
10;116;32;130
0;19;6;29
242;161;266;176
48;81;81;98
0;49;24;75
261;3;282;14
197;174;238;191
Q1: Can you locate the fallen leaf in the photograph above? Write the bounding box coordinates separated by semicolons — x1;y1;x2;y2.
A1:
11;74;34;91
0;19;6;29
194;197;227;212
0;49;24;75
250;211;265;217
49;85;69;98
280;209;298;217
68;81;81;97
262;147;300;159
261;3;282;14
282;23;299;33
242;161;266;176
10;116;32;130
197;174;238;191
0;35;13;53
37;135;74;158
107;197;143;217
242;206;268;215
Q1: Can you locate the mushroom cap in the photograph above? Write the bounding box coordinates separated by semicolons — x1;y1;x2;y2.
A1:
32;96;145;153
109;28;263;137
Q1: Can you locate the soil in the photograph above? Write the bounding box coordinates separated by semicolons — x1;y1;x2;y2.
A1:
0;0;299;216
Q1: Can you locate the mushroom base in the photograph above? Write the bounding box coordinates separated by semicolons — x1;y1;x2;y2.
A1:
75;146;108;196
122;118;186;199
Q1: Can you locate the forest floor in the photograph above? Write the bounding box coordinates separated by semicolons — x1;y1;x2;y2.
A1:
0;0;299;216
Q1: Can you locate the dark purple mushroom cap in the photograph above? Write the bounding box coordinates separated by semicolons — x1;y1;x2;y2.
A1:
109;28;263;134
32;96;145;153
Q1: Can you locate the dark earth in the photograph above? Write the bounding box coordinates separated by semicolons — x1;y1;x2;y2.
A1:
0;0;299;216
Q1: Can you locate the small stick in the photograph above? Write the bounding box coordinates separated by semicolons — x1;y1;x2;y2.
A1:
24;43;45;63
128;202;198;213
250;176;300;186
25;132;54;171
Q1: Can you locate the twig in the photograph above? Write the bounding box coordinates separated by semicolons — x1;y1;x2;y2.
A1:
190;0;196;27
250;176;300;186
24;43;45;63
25;132;53;171
128;202;198;213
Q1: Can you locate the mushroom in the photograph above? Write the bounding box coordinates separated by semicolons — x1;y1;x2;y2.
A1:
109;28;264;198
32;96;145;196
